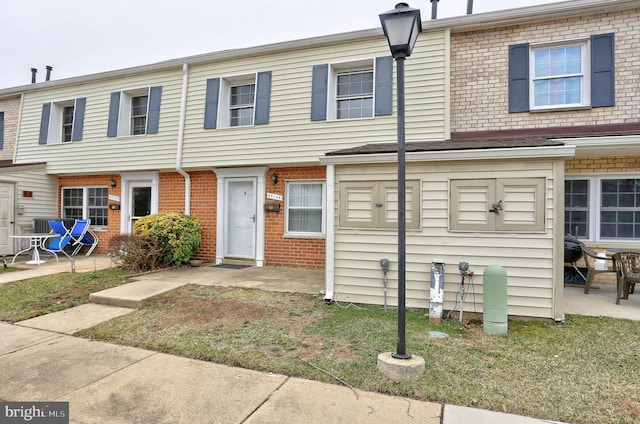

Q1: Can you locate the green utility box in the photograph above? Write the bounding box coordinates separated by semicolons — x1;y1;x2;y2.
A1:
483;265;508;335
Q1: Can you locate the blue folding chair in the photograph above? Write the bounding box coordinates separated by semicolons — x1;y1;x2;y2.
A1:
47;220;73;260
69;219;99;256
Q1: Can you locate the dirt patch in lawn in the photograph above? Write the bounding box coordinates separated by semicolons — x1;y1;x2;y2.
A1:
145;285;359;361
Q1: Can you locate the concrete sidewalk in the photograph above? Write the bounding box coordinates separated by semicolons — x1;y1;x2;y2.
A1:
0;258;571;423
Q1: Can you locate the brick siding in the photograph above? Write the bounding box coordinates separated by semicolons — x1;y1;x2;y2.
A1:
450;8;640;133
0;97;20;161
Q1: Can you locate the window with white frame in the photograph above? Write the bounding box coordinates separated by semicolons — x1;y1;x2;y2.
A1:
330;60;374;120
107;86;162;137
565;177;640;241
285;181;325;235
131;95;148;135
230;83;255;127
62;187;108;227
38;98;86;145
531;41;588;109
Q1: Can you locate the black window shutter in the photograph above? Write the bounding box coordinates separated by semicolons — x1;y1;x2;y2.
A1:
107;92;121;137
71;97;86;141
204;78;220;129
591;33;615;108
0;111;4;150
39;103;51;145
310;64;328;121
508;43;530;113
254;71;272;125
146;86;162;134
375;56;393;116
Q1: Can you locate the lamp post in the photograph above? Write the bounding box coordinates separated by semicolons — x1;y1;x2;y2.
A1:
379;3;422;360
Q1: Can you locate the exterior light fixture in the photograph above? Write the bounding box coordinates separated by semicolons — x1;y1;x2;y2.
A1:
379;2;422;360
110;178;117;189
271;172;278;185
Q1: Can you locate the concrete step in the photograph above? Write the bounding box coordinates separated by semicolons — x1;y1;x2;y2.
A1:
90;279;188;309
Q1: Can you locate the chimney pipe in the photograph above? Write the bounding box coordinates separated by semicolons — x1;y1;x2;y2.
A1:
45;66;53;81
467;0;473;14
430;0;438;19
30;68;38;84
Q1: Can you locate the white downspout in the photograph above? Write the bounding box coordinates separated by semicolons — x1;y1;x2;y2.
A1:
324;164;335;301
176;63;191;215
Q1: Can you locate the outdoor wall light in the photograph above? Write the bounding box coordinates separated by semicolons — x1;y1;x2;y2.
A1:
271;172;278;185
379;2;422;361
110;178;117;189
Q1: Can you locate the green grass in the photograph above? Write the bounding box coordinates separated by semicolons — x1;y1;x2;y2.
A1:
74;285;640;424
0;269;132;322
2;275;637;424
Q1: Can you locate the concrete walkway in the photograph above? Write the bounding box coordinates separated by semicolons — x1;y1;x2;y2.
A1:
0;256;581;423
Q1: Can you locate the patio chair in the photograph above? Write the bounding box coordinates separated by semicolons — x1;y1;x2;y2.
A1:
47;220;73;260
69;219;99;256
612;251;640;305
581;246;617;294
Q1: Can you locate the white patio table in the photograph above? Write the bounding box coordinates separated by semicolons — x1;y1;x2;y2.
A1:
10;233;59;265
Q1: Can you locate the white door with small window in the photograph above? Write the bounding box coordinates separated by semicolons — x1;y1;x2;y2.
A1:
226;179;256;258
0;183;15;255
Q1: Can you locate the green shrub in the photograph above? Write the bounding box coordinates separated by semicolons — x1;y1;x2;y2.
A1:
133;212;202;265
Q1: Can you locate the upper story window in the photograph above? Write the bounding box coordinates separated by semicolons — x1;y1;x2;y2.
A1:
311;56;393;121
204;72;272;129
336;68;374;119
565;177;640;241
131;95;148;135
532;43;587;109
230;83;255;127
107;86;162;137
509;33;614;113
38;97;86;145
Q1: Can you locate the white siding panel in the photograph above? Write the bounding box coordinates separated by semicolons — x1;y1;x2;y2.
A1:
333;159;560;319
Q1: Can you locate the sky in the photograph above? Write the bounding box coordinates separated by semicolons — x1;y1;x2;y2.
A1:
0;0;564;89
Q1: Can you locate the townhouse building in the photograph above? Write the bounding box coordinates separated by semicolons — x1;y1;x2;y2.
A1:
1;0;637;320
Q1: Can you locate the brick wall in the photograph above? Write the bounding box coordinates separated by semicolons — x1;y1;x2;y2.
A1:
566;156;640;173
0;97;20;161
264;166;326;268
450;8;640;132
58;175;121;254
188;171;216;260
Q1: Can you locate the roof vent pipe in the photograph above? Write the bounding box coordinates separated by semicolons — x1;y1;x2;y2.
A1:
45;66;53;81
430;0;438;19
30;68;38;83
467;0;473;14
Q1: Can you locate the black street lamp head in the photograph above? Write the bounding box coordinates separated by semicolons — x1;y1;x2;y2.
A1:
379;2;423;59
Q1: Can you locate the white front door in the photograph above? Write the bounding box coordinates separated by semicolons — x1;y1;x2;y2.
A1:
0;183;15;255
226;179;256;258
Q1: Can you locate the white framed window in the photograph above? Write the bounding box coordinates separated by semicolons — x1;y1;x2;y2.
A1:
285;181;326;236
218;75;256;128
39;98;86;145
530;39;589;110
62;186;109;228
107;86;162;137
565;176;640;241
329;59;374;120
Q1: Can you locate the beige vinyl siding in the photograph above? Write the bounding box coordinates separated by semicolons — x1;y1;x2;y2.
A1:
181;30;448;168
14;68;183;175
332;159;563;319
0;165;58;239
